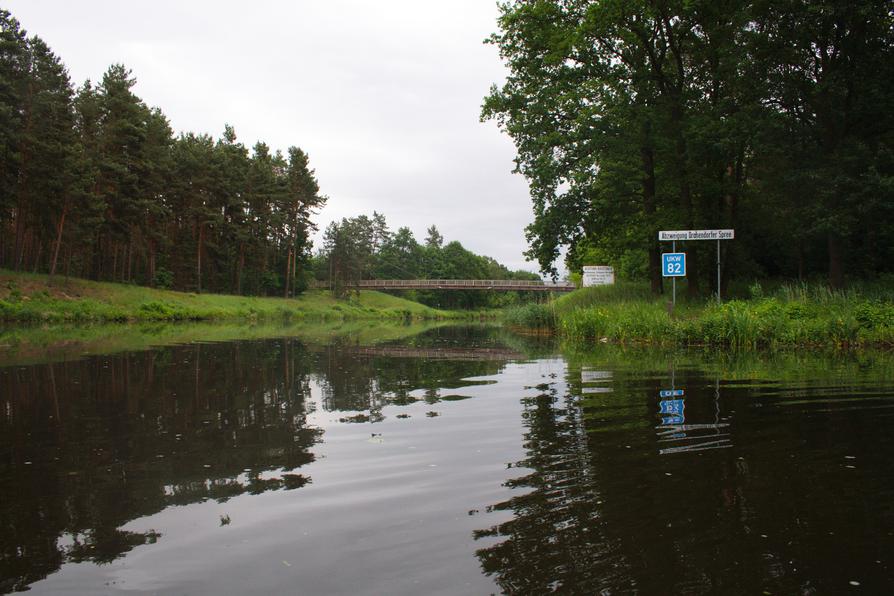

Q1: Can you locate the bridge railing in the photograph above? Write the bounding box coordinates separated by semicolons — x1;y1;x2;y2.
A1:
355;279;553;287
309;279;576;291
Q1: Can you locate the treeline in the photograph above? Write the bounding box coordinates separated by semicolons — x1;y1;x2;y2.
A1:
313;213;540;308
0;10;325;295
484;0;894;291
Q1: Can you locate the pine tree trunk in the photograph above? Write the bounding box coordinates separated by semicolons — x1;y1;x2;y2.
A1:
14;79;34;272
237;243;245;295
292;243;298;295
197;223;204;293
50;204;68;276
112;242;119;281
32;243;42;274
148;240;156;285
126;238;133;282
13;204;25;271
284;248;291;298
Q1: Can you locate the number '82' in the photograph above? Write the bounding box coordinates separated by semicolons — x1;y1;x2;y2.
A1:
662;253;686;277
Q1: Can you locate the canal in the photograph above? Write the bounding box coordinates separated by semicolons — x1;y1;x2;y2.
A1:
2;324;893;594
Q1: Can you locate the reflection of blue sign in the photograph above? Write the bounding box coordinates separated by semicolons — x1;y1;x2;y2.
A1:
660;398;685;425
659;389;685;398
659;399;685;416
662;253;686;277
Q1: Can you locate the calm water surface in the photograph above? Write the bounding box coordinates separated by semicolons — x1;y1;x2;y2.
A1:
2;325;894;594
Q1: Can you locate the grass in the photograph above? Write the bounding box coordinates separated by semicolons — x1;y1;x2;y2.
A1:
501;280;894;349
0;269;463;324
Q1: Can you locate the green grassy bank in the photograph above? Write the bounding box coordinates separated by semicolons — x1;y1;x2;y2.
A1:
502;281;894;349
0;270;458;323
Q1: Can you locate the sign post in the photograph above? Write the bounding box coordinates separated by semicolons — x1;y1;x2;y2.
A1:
661;249;686;307
658;229;734;303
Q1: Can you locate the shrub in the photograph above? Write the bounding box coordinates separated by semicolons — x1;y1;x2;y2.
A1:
153;268;174;289
854;300;894;330
502;303;556;329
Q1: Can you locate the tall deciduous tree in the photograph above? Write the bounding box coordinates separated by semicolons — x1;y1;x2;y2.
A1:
484;0;894;290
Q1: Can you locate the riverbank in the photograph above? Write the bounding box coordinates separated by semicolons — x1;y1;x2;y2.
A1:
502;281;894;348
0;270;458;323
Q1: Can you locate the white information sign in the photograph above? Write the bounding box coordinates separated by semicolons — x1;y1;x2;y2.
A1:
658;228;735;304
658;229;734;241
582;266;615;287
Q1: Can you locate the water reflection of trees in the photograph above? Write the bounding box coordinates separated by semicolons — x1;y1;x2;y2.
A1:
0;339;321;592
473;377;639;593
474;367;760;592
0;327;517;593
474;360;894;594
475;365;773;593
314;342;503;415
309;325;542;418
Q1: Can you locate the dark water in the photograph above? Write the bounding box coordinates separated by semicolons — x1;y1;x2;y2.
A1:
2;326;894;594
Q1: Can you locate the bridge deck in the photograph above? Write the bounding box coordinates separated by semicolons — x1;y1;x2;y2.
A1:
347;346;525;361
311;279;575;292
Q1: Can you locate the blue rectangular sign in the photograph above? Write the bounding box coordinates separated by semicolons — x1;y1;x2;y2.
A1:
662;253;686;277
659;389;685;398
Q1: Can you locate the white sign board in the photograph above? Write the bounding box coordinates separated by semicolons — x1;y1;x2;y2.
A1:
658;229;734;241
582;266;614;287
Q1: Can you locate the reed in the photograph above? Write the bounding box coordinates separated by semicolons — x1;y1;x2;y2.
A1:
501;281;894;349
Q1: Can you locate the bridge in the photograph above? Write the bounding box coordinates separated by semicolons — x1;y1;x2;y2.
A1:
347;346;525;361
311;279;575;292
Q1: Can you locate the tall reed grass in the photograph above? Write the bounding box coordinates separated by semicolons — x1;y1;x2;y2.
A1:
501;280;894;349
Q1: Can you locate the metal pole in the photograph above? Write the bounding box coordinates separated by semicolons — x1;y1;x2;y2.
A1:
717;239;722;303
672;240;676;307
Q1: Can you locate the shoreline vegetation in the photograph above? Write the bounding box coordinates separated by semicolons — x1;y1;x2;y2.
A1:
0;269;464;324
502;282;894;349
4;269;893;351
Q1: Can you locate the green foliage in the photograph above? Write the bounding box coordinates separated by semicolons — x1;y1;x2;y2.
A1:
502;303;556;329
318;212;542;309
0;9;326;298
854;301;894;330
553;282;657;313
484;0;894;291
152;268;173;289
503;281;894;349
137;301;194;321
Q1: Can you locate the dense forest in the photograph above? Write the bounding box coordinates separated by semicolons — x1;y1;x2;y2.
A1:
311;213;540;308
0;10;328;296
484;0;894;292
0;9;540;302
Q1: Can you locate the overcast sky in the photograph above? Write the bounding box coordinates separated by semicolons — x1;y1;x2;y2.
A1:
5;0;541;273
